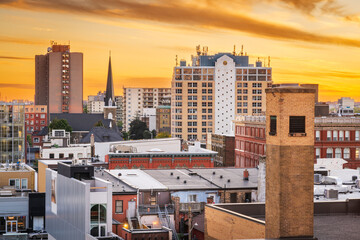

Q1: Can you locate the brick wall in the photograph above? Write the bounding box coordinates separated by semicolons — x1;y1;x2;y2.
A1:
205;205;265;240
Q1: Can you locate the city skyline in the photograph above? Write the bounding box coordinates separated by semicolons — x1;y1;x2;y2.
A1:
1;0;360;101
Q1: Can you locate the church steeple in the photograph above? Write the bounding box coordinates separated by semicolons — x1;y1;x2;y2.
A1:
104;52;115;106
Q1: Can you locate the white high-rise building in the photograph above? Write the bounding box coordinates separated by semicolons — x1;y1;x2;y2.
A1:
171;46;272;142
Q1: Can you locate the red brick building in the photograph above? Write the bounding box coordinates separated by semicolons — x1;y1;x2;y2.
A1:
234;116;360;169
233;116;266;168
25;105;47;134
106;152;216;170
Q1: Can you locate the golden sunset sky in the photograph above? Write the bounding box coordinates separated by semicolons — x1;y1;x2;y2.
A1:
1;0;360;101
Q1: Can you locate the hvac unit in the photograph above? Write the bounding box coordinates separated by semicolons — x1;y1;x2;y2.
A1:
324;189;338;199
314;174;322;183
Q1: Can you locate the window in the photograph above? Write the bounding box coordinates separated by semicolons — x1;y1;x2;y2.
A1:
115;200;123;214
90;204;107;237
188;195;197;202
335;148;341;158
327;131;332;141
49;153;54;159
289;116;305;134
269;116;276;135
356;148;360;159
356;131;360;141
175;83;182;87
33;137;39;143
315;131;320;141
333;131;338;141
344;148;350;159
339;131;344;141
345;131;350;141
316;148;321;158
21;179;28;189
326;148;333;158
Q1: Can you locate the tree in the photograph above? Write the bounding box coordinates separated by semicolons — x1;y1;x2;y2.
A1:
49;118;72;132
156;132;171;138
94;120;104;127
151;129;157;138
129;119;149;140
83;105;88;113
26;135;32;147
117;121;123;131
143;130;152;139
122;131;129;140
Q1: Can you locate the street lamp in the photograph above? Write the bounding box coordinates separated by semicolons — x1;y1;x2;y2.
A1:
189;222;198;240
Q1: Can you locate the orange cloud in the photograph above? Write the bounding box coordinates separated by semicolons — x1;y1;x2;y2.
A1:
1;0;360;48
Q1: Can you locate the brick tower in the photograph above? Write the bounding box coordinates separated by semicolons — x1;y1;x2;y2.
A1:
265;85;315;239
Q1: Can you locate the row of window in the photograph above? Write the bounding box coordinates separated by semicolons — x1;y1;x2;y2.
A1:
173;121;213;127
9;178;28;189
316;130;360;141
175;75;270;81
25;114;46;119
316;148;354;159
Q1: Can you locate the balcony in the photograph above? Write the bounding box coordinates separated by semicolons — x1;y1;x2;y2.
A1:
179;202;203;212
138;204;174;215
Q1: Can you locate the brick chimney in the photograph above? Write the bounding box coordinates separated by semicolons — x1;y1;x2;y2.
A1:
265;85;315;239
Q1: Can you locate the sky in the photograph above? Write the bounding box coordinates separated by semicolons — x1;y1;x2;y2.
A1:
1;0;360;102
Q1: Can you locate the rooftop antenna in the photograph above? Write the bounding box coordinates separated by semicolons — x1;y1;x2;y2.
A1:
196;45;201;56
268;56;271;67
241;45;244;56
109;50;111;57
233;45;236;56
175;55;178;66
203;46;208;56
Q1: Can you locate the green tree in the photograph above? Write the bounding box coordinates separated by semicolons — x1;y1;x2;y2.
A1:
151;129;157;138
117;121;123;129
49;118;73;132
156;132;171;138
143;130;152;139
83;105;88;113
94;120;104;127
129;119;149;140
26;135;32;147
122;131;129;140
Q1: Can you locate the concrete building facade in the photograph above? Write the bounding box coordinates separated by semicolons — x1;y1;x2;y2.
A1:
171;47;272;142
35;43;83;114
123;88;171;131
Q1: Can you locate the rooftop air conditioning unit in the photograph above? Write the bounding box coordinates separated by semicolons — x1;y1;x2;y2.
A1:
314;174;322;184
324;189;338;199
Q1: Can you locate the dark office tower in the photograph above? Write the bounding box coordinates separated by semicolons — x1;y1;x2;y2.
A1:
35;43;83;113
104;55;115;107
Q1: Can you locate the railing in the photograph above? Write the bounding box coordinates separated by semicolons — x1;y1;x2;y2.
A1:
314;117;360;124
235;115;266;123
179;202;202;212
136;208;143;229
165;204;179;240
138;204;175;215
127;209;133;230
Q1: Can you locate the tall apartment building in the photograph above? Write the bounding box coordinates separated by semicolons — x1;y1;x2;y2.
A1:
338;97;355;115
35;43;83;114
123;87;171;131
115;96;124;123
171;46;272;142
0;102;25;163
25;105;47;134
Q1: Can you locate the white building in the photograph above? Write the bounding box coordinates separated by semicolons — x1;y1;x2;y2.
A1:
142;108;157;131
87;100;105;114
123;87;171;131
338;97;355;116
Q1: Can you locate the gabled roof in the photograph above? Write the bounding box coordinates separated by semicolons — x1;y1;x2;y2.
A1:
33;126;48;136
80;127;123;143
50;113;105;132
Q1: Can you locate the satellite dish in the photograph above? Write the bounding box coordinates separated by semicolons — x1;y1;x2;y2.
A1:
47;47;52;52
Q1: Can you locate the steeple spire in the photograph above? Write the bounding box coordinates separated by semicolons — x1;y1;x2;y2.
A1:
104;52;115;106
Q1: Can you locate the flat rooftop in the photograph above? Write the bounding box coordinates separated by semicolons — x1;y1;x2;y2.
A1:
0;163;35;172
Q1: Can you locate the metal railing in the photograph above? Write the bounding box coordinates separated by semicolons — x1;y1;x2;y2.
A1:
179;202;202;212
126;209;133;230
235;115;266;123
314;117;360;124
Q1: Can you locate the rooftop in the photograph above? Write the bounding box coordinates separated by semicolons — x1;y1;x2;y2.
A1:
107;169;167;191
0;163;35;172
94;169;137;193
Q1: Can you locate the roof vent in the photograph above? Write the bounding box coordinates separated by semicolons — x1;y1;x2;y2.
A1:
220;175;223;179
227;179;230;183
184;180;187;184
170;172;173;176
177;176;180;180
118;173;122;177
212;171;215;175
352;176;357;182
